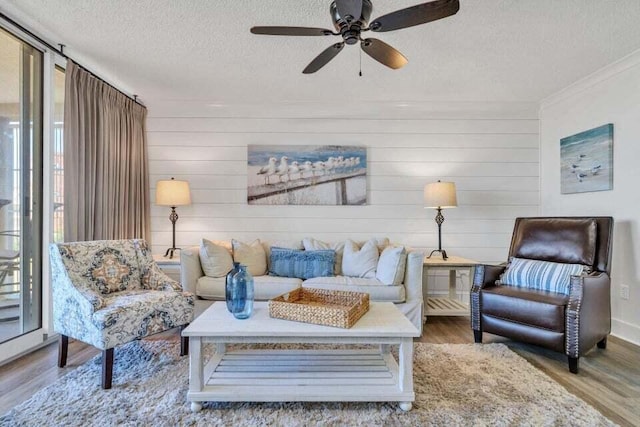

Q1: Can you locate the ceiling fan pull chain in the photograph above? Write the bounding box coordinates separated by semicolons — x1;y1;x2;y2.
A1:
359;47;363;76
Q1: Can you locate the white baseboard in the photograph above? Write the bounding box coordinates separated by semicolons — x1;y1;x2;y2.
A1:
611;318;640;346
0;330;57;366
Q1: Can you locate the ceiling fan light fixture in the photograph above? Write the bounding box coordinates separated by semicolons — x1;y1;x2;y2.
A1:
330;0;373;31
250;0;460;73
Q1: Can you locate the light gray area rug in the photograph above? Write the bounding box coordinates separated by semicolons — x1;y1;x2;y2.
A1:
1;340;614;427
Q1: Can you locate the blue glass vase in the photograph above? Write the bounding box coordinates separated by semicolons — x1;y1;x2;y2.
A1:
225;262;241;312
229;264;254;319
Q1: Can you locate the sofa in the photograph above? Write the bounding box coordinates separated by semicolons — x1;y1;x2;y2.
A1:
181;237;424;333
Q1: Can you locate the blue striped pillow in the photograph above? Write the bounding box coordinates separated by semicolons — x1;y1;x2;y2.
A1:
500;257;586;295
269;247;335;280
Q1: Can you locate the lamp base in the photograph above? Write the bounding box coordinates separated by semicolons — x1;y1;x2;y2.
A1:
427;249;448;260
164;247;181;259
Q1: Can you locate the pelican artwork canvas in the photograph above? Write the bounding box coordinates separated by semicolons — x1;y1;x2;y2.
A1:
247;145;367;205
560;124;613;194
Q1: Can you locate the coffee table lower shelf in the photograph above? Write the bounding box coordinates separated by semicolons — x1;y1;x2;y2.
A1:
187;348;414;411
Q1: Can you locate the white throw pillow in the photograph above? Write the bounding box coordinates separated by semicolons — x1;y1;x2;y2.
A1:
376;245;407;285
303;238;346;275
232;239;267;276
342;239;379;279
199;239;233;278
357;237;390;253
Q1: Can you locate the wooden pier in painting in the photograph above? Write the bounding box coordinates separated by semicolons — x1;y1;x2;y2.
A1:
247;170;366;205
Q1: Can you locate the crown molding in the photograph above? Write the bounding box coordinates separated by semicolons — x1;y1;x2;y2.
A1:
540;48;640;110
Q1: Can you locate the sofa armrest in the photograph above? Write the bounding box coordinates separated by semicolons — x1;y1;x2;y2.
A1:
566;272;611;357
400;250;424;334
181;246;204;295
404;250;424;304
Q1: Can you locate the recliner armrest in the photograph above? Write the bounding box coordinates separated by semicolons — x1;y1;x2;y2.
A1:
470;264;506;332
472;264;506;289
566;272;611;357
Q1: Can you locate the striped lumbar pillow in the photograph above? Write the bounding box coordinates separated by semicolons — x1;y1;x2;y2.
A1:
500;257;586;295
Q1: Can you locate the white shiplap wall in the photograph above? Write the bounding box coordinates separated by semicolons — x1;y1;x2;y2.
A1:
147;102;540;293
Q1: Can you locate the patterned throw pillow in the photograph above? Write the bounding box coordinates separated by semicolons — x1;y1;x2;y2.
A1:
500;257;586;295
269;248;335;280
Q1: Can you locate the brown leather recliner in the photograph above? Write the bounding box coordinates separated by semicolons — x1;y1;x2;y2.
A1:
470;217;613;374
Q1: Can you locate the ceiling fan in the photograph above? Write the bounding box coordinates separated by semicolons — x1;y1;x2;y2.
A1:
250;0;460;74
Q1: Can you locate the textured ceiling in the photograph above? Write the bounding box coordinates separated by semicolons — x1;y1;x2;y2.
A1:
2;0;640;111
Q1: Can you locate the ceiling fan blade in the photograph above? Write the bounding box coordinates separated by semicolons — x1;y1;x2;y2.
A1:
361;38;408;70
336;0;363;21
250;26;333;36
302;43;345;74
369;0;459;33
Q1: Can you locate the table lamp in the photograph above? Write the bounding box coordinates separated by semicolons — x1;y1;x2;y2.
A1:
424;180;457;260
156;177;191;258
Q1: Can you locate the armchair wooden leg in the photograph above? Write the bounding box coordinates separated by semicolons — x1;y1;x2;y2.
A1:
58;335;68;368
597;337;607;349
102;348;114;389
180;324;189;356
568;356;579;374
473;330;482;343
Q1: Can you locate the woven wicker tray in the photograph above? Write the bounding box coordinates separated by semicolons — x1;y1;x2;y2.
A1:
269;287;370;329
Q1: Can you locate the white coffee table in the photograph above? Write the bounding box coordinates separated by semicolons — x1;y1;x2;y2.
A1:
182;301;420;412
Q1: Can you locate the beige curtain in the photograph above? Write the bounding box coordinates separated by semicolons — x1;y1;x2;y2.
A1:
63;59;150;242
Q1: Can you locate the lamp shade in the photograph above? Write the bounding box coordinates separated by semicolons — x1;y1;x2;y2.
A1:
155;178;191;206
424;181;457;209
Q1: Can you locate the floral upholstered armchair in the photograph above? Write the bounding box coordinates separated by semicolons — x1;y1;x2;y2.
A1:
50;239;194;389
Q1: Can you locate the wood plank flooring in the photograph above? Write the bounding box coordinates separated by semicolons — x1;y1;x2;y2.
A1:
1;317;638;426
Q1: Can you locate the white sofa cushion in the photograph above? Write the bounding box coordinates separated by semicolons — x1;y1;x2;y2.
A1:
199;239;233;278
197;275;302;300
342;239;379;279
376;245;407;285
302;238;346;275
232;239;267;276
302;277;405;302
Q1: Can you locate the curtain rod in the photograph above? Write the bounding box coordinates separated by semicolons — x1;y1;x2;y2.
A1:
0;11;141;105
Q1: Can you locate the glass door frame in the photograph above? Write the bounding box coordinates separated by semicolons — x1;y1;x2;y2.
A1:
0;17;66;363
18;37;44;337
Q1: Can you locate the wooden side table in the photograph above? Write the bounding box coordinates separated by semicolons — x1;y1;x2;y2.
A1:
423;256;477;316
153;254;181;283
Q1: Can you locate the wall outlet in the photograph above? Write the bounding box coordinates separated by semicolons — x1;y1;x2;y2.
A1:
620;284;630;300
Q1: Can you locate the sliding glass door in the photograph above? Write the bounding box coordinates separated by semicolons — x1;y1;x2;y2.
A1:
0;27;43;344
